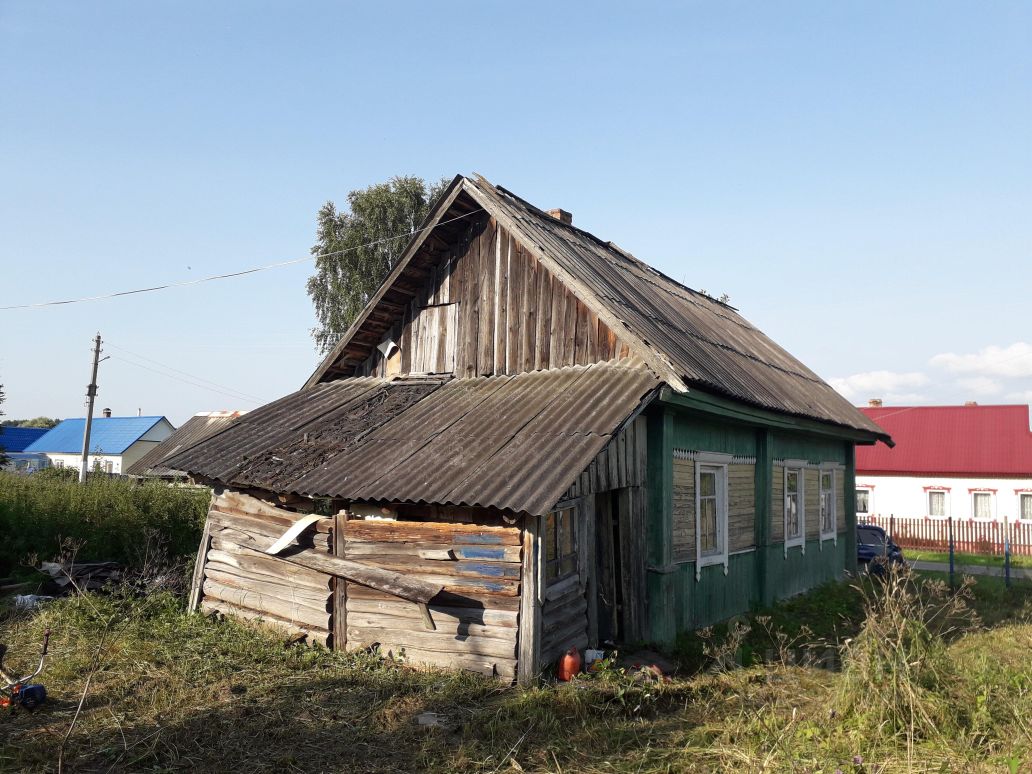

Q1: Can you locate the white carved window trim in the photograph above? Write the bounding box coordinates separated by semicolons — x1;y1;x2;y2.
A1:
694;452;731;580
783;459;807;556
819;464;838;546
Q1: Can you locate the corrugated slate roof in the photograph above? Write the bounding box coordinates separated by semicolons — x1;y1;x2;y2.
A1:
0;426;49;453
166;362;660;515
125;412;246;477
24;416;168;455
307;175;887;442
857;404;1032;476
463;177;887;440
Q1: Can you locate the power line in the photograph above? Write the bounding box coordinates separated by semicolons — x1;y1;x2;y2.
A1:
109;355;262;405
0;209;483;311
105;342;265;402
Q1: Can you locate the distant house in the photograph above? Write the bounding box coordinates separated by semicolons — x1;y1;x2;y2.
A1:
856;402;1032;522
0;426;50;473
126;411;246;479
25;412;175;475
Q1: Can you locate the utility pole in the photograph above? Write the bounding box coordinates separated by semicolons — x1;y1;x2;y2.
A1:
79;333;103;483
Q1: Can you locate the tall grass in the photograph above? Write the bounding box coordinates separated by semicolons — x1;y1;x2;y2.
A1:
0;471;208;574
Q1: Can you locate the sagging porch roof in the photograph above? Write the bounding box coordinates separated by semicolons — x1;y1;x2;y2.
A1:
165;360;660;516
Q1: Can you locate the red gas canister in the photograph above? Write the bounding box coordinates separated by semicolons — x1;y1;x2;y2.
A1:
557;647;582;681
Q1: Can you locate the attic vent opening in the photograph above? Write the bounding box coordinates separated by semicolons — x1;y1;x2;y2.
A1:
547;208;572;225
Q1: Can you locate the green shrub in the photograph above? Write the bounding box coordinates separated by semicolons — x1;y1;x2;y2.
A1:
0;472;208;574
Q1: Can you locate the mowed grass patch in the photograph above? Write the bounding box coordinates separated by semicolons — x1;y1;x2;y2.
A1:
2;571;1032;773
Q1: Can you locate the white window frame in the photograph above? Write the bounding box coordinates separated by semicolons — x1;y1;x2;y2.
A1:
1020;493;1032;521
783;460;807;555
927;489;949;518
694;452;731;580
818;464;837;546
855;486;873;517
971;490;995;520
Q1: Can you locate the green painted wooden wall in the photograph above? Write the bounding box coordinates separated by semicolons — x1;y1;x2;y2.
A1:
645;400;865;641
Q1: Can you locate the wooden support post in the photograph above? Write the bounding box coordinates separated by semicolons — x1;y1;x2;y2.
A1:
844;443;858;575
188;516;213;613
754;429;773;607
517;514;542;686
582;493;598;647
332;509;348;650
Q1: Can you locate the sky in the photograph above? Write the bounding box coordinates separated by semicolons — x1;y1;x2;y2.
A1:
1;1;1030;427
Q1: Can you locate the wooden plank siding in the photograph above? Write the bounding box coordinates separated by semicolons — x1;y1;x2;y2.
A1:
354;214;635;378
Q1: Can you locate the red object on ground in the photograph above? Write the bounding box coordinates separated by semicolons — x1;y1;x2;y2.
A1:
857;404;1032;477
558;647;582;681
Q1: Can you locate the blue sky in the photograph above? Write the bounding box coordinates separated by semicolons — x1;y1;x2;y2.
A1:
2;1;1030;426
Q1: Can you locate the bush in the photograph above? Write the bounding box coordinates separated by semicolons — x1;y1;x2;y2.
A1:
0;472;208;574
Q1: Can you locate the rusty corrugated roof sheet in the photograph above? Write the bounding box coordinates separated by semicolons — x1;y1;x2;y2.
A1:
461;176;887;440
165;362;660;514
125;412;247;477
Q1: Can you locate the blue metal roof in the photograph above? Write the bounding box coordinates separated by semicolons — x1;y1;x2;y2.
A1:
24;416;168;455
0;426;50;453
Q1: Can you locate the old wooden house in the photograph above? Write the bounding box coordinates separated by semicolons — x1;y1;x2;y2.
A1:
168;174;890;683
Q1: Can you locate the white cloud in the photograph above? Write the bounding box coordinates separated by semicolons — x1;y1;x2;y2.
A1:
829;370;929;402
930;342;1032;378
1005;390;1032;402
956;376;1003;397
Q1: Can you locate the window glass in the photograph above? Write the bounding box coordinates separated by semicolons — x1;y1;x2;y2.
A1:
973;493;992;519
696;464;725;562
858;527;886;547
856;489;870;514
785;468;802;540
1022;494;1032;520
928;491;946;517
820;471;835;536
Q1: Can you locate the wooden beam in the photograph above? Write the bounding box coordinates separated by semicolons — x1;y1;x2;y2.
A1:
517;515;542;686
333;509;348;650
188;512;213;613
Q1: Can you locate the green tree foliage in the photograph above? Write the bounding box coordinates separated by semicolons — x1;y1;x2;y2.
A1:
306;175;449;354
1;416;60;429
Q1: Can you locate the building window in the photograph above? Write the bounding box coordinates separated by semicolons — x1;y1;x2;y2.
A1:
856;488;871;516
972;492;994;520
1022;494;1032;521
104;461;114;475
54;459;64;469
544;506;577;583
694;456;730;578
819;468;836;543
784;464;805;553
928;490;947;517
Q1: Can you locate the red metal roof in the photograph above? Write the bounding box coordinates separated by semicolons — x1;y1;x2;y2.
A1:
856;404;1032;476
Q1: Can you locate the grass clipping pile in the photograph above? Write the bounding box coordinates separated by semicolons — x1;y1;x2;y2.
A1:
1;568;1032;772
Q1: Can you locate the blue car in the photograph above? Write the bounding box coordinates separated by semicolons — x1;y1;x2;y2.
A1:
857;524;905;573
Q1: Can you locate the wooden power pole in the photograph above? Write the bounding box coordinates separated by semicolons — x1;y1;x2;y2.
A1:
79;333;103;483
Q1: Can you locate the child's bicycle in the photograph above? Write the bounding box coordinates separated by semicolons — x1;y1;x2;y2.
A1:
0;629;50;711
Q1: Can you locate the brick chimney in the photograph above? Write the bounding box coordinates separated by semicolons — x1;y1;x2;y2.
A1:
868;398;883;407
547;208;572;225
102;407;112;418
964;401;978;407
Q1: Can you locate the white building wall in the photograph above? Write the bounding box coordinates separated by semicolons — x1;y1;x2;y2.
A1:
856;473;1032;521
45;452;126;474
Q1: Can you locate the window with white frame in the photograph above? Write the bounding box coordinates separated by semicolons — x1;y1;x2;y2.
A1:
819;468;836;542
695;453;730;578
784;464;805;552
1021;493;1032;520
972;491;994;520
927;490;947;517
856;488;871;515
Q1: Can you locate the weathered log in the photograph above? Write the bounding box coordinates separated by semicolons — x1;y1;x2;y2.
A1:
345;626;517;659
215;491;333;532
344;542;522;564
204;566;331;609
343;520;520;546
202;580;330;630
205;545;331;592
209;510;331;549
346;584;522;611
200;599;330;646
366;643;516;679
215;531;443;604
346;614;513;642
345;598;518;628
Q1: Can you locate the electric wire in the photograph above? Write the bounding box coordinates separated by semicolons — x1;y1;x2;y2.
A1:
105;342;265;402
0;209;483;311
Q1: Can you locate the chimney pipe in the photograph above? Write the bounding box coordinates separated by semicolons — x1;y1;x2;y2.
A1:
102;407;112;418
868;398;883;407
547;208;572;225
138;408;142;417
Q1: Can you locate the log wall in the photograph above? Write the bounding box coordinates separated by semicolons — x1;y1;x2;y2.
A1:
355;214;635;378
